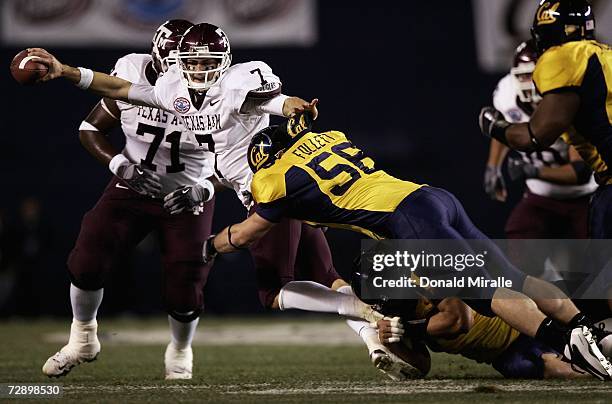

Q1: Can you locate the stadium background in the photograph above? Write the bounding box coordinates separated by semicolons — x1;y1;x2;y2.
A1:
1;0;611;318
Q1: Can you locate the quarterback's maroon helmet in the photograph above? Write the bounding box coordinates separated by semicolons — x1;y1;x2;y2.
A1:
151;19;193;75
177;23;232;91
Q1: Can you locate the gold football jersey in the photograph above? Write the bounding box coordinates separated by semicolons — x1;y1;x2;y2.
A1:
417;300;520;364
251;130;423;239
534;40;612;184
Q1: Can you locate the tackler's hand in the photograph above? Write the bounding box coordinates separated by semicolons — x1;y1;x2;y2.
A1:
376;317;405;344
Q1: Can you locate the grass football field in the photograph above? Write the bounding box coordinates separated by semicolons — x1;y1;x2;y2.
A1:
0;316;610;403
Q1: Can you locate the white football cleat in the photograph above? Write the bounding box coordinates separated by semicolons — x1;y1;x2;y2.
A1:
42;319;100;377
564;326;612;381
370;346;422;381
164;343;193;380
594;318;612;359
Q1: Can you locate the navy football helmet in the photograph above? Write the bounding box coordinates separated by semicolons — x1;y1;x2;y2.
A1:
248;126;285;173
531;0;595;53
248;111;315;172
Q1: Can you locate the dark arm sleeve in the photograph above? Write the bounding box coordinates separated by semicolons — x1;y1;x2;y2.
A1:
255;198;289;223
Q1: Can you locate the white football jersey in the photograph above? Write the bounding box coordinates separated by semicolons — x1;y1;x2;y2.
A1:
111;53;214;195
130;61;282;206
493;74;597;199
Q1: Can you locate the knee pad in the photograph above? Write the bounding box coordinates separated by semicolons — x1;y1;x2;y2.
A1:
67;266;106;291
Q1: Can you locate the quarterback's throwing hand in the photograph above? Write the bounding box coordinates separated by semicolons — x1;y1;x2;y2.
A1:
26;48;63;82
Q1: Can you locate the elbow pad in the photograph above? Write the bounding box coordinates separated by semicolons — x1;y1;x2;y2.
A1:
571;161;592;184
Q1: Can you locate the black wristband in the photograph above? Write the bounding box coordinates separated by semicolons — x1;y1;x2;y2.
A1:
490;121;511;147
227;224;243;250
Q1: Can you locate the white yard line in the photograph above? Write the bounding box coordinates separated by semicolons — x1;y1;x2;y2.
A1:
62;380;612;395
44;321;362;346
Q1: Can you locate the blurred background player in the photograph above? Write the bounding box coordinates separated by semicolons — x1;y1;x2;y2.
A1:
42;20;217;380
483;39;596;281
29;23;397;379
479;0;612;313
205;113;612;380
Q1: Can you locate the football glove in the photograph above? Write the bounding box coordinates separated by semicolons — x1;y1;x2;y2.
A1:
507;157;539;181
483;165;506;201
109;154;162;197
479;106;511;145
163;180;214;215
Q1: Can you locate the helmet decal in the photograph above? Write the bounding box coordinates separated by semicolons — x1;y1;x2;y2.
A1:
536;2;561;26
249;137;272;172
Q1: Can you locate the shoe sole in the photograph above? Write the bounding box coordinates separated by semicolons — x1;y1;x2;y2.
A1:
570;327;612;381
582;327;612;379
45;353;99;378
373;352;422;381
165;373;193;380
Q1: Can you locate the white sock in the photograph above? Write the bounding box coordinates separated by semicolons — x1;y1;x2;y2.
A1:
337;285;354;296
347;319;382;354
70;284;103;322
338;286;383;354
168;315;199;350
278;281;368;318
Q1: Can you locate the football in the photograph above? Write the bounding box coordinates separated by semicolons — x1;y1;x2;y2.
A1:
388;337;432;376
10;49;48;85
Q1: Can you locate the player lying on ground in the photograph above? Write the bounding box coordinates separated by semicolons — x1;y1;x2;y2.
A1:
24;26;403;380
203;112;612;380
479;0;612;310
376;296;611;379
41;20;217;381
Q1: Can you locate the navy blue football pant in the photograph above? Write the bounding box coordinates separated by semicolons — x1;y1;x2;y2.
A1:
387;186;527;316
491;334;557;379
